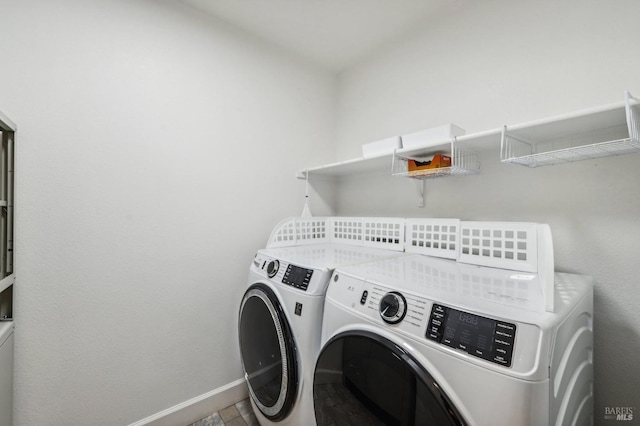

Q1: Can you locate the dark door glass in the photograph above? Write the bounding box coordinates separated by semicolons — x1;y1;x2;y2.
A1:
240;295;283;406
314;331;466;426
238;285;297;420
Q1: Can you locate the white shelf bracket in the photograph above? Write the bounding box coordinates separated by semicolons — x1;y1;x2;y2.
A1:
413;180;425;207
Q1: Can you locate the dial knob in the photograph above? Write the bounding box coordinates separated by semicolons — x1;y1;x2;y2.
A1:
266;260;280;278
379;292;407;324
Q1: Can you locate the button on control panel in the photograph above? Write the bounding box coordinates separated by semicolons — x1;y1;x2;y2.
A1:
426;303;516;367
492;322;516;366
426;303;446;342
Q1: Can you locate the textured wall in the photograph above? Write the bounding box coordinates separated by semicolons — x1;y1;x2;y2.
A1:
0;0;335;424
2;0;639;424
332;0;640;422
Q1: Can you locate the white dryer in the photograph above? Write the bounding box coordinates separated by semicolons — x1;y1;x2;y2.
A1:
238;241;405;426
313;254;594;426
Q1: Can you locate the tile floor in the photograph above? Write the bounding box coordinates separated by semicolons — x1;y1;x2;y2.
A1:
188;398;258;426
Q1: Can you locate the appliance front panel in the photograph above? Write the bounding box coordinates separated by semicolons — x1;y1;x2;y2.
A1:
326;272;545;379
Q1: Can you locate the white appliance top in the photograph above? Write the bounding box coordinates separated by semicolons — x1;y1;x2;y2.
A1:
267;217;557;311
258;243;404;272
334;254;591;320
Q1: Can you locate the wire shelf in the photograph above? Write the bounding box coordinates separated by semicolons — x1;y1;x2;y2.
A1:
392;140;480;180
501;91;640;167
503;137;640;167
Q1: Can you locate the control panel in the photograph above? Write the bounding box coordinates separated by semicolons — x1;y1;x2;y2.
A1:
253;253;314;292
426;303;516;367
281;264;313;291
327;274;535;373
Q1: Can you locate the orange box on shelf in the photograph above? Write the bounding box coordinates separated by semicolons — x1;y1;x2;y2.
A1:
408;154;452;171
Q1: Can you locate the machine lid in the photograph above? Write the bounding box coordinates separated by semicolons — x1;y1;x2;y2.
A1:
238;284;298;420
258;243;402;271
335;254;547;314
314;330;467;426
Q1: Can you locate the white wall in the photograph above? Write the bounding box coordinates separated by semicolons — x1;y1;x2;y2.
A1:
2;0;639;423
333;0;640;420
0;0;335;424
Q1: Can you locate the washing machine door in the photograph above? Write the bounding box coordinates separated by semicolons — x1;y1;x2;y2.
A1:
238;283;298;421
314;330;467;426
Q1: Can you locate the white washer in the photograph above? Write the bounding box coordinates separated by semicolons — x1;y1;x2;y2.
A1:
238;243;404;425
313;254;594;426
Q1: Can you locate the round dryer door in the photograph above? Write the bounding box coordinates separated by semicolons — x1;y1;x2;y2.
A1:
313;331;466;426
238;284;298;421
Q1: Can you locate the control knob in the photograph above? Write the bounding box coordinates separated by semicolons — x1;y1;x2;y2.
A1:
266;260;280;278
379;291;407;324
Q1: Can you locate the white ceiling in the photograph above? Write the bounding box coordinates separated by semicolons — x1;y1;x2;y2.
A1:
180;0;454;71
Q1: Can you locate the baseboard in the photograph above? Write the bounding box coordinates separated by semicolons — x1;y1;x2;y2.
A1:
128;378;248;426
